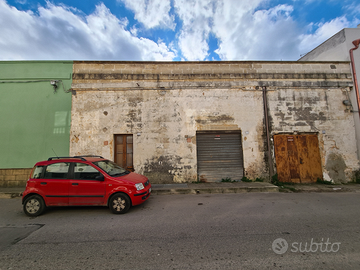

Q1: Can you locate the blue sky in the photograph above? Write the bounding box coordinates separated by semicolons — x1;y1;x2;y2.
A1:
0;0;359;61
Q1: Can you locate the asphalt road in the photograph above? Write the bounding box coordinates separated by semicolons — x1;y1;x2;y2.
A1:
0;192;360;270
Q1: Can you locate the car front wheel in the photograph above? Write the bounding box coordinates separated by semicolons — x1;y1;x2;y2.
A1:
23;195;45;217
109;193;131;214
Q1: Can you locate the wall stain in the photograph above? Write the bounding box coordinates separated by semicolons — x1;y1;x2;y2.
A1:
128;97;143;107
127;109;142;122
325;153;347;183
195;114;234;125
273;92;327;130
71;134;80;143
143;155;184;184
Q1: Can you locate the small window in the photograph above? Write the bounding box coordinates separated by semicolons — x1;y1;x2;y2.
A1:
73;163;102;180
31;166;44;179
44;163;70;179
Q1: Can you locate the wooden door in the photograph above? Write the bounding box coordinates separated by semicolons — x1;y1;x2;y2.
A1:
114;135;134;172
274;134;322;183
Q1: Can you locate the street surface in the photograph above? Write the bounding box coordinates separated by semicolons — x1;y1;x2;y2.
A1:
1;192;360;269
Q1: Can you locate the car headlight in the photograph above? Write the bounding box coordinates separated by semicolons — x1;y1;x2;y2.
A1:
135;183;144;191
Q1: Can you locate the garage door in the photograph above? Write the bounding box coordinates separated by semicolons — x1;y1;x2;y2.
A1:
196;131;244;182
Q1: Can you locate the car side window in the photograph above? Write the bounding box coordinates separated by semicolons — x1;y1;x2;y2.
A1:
73;163;102;180
44;163;70;179
31;166;44;179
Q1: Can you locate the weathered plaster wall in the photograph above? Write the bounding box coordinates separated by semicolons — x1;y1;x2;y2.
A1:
70;61;357;183
70;88;265;183
299;28;360;163
268;87;358;183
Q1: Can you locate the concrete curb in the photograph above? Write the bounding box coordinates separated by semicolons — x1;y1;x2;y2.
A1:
2;183;360;199
151;186;279;195
0;183;279;198
280;184;360;193
0;192;23;199
151;182;279;195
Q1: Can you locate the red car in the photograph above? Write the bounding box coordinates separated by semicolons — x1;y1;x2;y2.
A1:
22;156;151;216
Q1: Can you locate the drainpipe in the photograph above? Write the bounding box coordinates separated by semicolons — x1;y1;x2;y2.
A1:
262;86;274;179
349;39;360;118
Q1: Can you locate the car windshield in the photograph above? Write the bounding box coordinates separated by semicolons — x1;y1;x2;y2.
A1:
93;160;129;177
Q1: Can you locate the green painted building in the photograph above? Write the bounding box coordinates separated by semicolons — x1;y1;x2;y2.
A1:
0;61;73;187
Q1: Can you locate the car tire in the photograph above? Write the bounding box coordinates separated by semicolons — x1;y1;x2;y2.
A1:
109;193;131;214
23;195;45;217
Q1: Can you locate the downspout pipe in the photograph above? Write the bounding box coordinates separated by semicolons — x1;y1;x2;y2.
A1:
262;86;274;179
349;39;360;118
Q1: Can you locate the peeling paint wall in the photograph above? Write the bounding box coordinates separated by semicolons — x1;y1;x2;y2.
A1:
70;61;357;183
70;88;264;183
268;86;358;183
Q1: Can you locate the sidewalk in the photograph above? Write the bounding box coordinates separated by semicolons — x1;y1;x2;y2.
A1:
151;181;278;195
2;182;360;199
0;187;24;199
279;183;360;193
0;182;278;199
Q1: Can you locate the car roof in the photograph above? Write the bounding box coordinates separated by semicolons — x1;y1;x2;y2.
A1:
35;156;106;165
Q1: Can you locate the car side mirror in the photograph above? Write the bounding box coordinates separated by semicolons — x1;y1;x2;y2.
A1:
95;175;104;181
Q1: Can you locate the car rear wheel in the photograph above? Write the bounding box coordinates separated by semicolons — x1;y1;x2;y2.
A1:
109;193;130;214
23;195;45;217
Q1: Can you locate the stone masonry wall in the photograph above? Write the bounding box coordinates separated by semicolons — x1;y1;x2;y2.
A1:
70;61;357;183
0;168;32;187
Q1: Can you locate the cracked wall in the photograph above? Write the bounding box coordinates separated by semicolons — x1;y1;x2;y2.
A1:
70;61;357;183
268;87;358;183
70;87;264;183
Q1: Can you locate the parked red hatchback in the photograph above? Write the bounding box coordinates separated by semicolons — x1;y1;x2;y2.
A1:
22;156;151;216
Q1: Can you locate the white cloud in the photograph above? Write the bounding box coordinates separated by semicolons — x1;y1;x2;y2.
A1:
119;0;175;30
0;0;176;60
172;0;359;61
212;2;302;60
1;0;358;62
171;0;301;60
343;2;360;22
299;17;351;55
174;0;215;60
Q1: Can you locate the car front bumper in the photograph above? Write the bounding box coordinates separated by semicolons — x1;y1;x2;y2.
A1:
131;185;151;206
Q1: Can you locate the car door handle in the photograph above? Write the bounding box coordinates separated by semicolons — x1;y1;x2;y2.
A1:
72;183;79;186
41;182;47;185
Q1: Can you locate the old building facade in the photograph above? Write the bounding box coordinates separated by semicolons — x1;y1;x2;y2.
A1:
299;26;360;160
70;61;358;184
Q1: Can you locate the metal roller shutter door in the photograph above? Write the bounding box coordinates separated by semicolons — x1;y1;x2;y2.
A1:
196;131;244;182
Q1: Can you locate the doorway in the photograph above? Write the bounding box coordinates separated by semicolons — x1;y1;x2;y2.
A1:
274;134;322;183
114;134;134;172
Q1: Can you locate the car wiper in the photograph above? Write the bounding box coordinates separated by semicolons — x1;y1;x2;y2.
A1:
111;171;128;177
